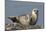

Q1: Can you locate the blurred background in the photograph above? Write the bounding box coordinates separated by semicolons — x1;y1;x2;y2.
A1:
5;0;44;26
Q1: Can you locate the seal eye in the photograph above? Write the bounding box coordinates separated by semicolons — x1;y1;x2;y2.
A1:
34;10;36;12
34;10;35;11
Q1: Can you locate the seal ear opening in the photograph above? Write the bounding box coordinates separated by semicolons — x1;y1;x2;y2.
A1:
8;17;19;23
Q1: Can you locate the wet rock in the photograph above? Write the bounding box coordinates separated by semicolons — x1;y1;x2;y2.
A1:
5;23;43;30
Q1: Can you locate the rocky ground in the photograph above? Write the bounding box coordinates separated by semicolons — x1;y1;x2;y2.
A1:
5;23;44;31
